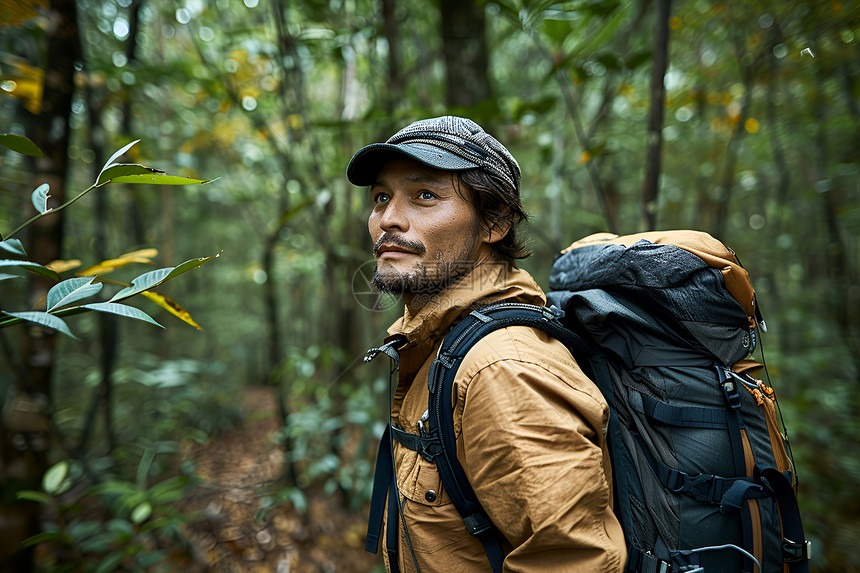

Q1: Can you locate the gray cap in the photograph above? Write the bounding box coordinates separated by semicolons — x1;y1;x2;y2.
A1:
346;116;521;192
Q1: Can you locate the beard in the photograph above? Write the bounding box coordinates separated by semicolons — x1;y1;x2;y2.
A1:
371;259;476;294
371;232;479;295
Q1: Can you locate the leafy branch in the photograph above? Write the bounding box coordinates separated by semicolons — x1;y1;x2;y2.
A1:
3;138;214;241
0;135;218;336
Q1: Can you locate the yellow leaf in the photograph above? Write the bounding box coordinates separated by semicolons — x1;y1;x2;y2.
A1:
1;58;44;114
119;248;158;259
77;255;155;277
287;114;304;130
744;118;760;134
578;151;592;165
45;259;82;273
141;291;203;330
669;16;681;30
0;0;49;27
239;86;260;100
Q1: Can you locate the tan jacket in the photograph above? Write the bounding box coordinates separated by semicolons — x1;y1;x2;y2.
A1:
380;261;626;572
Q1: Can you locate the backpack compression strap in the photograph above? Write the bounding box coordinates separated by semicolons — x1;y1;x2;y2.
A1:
420;302;592;573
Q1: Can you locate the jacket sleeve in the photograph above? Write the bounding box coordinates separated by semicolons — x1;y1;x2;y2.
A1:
456;339;627;573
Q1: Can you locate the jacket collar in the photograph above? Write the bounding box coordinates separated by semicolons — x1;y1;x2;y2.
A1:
386;260;547;351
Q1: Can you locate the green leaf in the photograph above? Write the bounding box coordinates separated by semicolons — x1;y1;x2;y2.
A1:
67;520;102;541
135;550;169;569
109;254;220;302
110;173;215;186
147;475;189;504
625;49;653;71
97;139;140;183
80;302;163;328
20;531;61;548
106;518;134;537
3;312;77;338
572;2;630;57
78;531;120;553
0;133;45;157
288;488;307;514
109;269;172;301
43;461;69;495
17;490;53;504
47;277;103;311
88;481;140;497
31;183;51;214
96;163;164;186
98;169;215;187
163;253;221;281
0;238;27;256
130;502;152;524
0;259;60;281
136;447;155;488
542;18;573;44
95;551;125;573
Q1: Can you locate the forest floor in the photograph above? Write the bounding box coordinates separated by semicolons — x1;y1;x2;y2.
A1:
179;386;379;573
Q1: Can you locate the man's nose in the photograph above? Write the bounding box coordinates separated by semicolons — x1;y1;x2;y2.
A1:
378;197;408;233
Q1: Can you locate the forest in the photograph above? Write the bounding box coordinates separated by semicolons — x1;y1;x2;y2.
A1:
0;0;858;571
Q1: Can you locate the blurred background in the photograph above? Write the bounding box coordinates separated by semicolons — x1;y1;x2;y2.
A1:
0;0;857;571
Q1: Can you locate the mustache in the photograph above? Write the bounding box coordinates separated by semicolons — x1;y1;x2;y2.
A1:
373;233;426;257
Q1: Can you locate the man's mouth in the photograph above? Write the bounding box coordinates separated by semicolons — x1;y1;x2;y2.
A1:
376;244;417;258
373;235;425;259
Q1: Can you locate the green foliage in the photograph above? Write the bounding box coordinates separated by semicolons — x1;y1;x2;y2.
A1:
0;137;217;336
2;0;858;570
16;459;198;573
0;133;45;157
267;346;388;512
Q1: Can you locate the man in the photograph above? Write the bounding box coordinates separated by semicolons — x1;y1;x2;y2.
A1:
347;116;626;572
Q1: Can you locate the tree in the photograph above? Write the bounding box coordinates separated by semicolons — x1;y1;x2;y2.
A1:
641;0;671;230
2;1;79;568
440;0;491;108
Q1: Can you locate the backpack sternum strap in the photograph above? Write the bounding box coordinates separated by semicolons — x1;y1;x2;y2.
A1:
390;424;441;462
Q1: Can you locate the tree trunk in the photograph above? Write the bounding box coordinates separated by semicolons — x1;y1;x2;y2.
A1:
380;0;403;122
1;1;79;571
439;0;490;108
641;0;671;231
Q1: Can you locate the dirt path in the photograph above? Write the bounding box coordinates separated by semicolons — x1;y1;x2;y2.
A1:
180;386;379;572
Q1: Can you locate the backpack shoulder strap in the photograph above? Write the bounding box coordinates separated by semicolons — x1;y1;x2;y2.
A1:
423;302;591;573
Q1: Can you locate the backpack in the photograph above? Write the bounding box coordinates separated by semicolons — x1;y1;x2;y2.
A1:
365;230;810;573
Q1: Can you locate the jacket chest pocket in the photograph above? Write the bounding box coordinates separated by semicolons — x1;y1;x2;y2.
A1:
394;443;468;554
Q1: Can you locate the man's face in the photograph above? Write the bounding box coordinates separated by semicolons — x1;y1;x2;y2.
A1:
368;158;492;295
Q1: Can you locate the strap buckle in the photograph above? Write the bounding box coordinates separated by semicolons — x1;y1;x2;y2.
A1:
783;538;812;563
718;368;742;410
463;512;493;536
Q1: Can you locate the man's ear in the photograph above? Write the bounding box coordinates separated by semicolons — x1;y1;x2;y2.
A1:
484;217;512;245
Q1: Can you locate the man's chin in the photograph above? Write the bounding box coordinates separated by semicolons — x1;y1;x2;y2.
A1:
371;265;471;295
371;270;422;294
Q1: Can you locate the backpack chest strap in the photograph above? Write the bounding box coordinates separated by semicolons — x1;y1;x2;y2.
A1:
391;424;441;462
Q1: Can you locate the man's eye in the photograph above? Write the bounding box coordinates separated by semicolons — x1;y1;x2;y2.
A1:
374;193;390;203
418;191;436;200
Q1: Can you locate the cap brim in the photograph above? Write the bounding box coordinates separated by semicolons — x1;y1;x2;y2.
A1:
346;142;480;186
